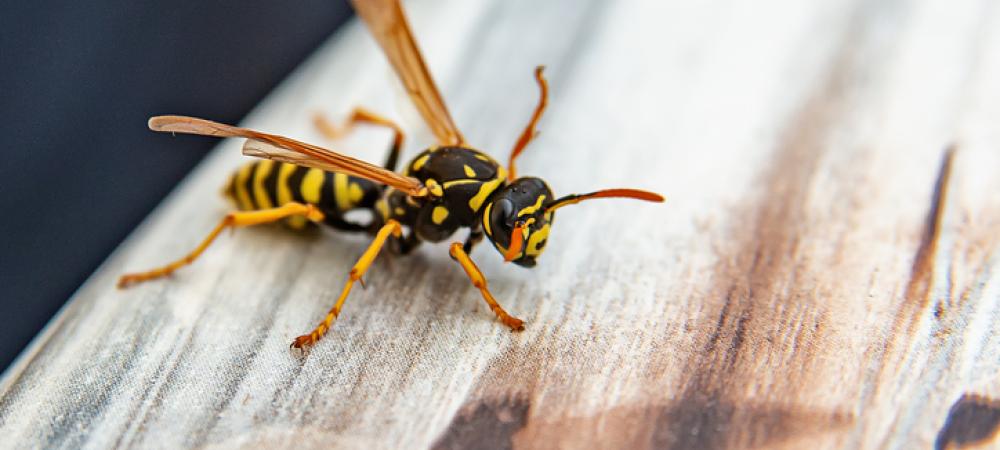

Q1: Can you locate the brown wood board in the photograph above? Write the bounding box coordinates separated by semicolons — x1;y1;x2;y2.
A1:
2;0;1000;448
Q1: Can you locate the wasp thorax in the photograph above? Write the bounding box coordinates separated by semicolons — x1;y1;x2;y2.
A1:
483;177;555;267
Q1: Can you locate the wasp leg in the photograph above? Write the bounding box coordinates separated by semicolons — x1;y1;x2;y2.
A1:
313;107;405;171
392;231;423;255
118;202;325;288
448;243;525;331
463;228;484;254
291;219;402;349
507;66;549;180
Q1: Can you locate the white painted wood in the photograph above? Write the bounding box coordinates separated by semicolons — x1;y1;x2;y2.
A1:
3;0;1000;448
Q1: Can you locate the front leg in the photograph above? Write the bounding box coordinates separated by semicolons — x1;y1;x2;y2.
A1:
463;227;484;254
448;243;525;331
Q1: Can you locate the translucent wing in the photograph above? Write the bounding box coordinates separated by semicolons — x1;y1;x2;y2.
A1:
148;115;425;196
351;0;465;146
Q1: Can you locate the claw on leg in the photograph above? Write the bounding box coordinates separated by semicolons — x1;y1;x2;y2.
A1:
290;220;402;349
118;203;324;288
448;243;525;331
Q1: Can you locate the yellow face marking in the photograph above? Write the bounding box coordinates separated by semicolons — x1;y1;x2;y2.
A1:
468;166;506;212
425;178;444;197
234;163;255;210
301;168;325;204
483;202;493;236
252;160;275;209
394;207;406;216
463;164;476;177
411;153;431;172
432;206;449;224
349;182;364;204
333;173;351;211
526;223;551;257
517;195;546;217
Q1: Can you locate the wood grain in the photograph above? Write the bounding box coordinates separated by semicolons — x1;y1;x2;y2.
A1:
3;0;1000;448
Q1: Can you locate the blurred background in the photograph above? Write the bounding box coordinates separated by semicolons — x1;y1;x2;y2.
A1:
0;1;353;372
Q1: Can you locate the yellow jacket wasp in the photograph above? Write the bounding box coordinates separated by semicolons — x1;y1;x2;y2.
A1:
119;0;664;349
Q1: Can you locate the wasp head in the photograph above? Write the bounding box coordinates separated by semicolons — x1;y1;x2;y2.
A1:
483;177;554;267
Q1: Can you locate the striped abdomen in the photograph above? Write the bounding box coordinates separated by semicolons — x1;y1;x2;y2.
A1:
223;160;381;231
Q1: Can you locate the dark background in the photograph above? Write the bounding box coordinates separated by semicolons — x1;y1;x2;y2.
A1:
0;1;353;372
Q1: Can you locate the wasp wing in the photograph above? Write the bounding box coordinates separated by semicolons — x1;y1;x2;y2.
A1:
240;140;426;196
149;115;425;196
351;0;465;146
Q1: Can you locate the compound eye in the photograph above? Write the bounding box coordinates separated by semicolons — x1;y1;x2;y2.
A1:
490;198;514;240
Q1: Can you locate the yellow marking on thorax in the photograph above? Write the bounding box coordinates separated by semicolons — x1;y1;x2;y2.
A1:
425;178;444;197
469;167;506;212
526;223;551;256
443;179;480;189
301;168;325;204
376;199;390;220
394;207;406;216
518;195;546;217
463;164;476;177
234;163;255;210
411;153;431;172
252;160;275;209
333;173;351;211
474;154;491;162
432;206;449;224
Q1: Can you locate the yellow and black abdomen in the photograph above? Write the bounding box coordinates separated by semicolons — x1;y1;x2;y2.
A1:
223;160;381;231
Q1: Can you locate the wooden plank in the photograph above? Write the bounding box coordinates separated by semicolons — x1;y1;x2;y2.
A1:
3;0;1000;448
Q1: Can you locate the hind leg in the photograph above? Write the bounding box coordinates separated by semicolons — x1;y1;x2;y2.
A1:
313;107;405;171
507;66;549;180
118;203;325;288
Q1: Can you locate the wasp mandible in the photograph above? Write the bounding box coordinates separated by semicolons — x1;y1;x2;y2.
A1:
119;0;664;349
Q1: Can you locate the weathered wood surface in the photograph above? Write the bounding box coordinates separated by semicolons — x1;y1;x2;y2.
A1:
3;0;1000;448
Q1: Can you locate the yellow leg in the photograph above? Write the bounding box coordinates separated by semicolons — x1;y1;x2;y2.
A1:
117;202;325;288
291;219;402;349
313;107;405;170
449;243;525;331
